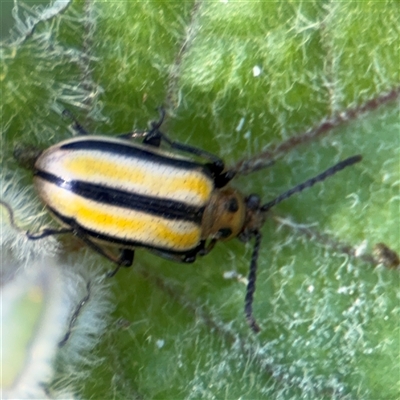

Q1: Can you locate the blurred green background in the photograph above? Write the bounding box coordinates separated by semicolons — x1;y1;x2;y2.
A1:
1;1;399;399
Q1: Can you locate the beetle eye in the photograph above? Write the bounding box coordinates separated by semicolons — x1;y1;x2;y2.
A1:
218;228;232;238
245;194;260;211
226;197;239;213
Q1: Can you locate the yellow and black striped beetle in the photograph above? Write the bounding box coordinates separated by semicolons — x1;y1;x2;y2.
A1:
6;110;362;332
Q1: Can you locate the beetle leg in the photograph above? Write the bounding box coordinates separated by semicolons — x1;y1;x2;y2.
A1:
118;125;235;186
152;241;206;263
198;239;217;256
62;109;89;135
32;224;134;278
120;248;135;266
148;248;198;263
182;239;215;262
59;280;91;347
115;109;165;145
179;239;218;262
149;108;229;168
106;249;135;278
212;169;236;188
149;128;225;165
146;129;236;187
115;109;235;186
27;227;73;239
1;200;74;239
70;225;134;274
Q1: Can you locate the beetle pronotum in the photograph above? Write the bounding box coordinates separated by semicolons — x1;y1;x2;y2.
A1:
2;110;362;332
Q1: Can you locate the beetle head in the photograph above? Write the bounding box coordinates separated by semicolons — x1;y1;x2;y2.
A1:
201;188;246;242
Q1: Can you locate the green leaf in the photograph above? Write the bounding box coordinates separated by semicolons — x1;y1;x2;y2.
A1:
1;1;399;399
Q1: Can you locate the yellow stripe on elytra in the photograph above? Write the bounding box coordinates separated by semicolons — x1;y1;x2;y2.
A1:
44;185;201;251
62;153;212;205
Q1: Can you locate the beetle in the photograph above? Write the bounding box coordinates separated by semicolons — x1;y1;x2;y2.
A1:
3;110;362;332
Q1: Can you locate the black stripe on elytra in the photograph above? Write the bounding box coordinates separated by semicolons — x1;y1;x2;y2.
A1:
60;138;212;174
48;206;201;255
36;170;204;223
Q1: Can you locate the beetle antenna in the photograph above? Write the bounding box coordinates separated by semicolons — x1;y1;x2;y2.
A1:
261;155;362;213
62;109;89;135
244;230;262;333
1;200;72;238
150;107;166;130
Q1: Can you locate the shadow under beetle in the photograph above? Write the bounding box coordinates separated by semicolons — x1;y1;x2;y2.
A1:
4;110;362;332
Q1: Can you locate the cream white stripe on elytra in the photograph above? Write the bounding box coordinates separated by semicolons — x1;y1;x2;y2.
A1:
36;180;202;251
38;148;213;207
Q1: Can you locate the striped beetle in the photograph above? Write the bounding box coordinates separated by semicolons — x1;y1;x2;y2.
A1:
4;110;362;332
